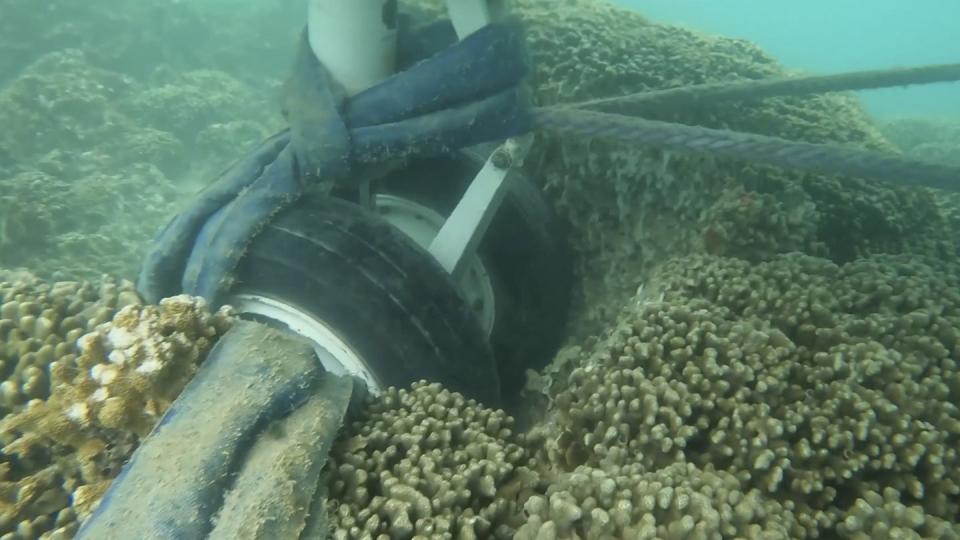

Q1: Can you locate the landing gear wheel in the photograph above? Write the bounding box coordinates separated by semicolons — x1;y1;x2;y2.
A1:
373;145;574;398
229;195;502;407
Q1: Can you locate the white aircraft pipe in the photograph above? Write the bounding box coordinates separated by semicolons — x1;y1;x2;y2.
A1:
307;0;398;96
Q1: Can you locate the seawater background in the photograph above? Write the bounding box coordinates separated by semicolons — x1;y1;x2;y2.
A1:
616;0;960;120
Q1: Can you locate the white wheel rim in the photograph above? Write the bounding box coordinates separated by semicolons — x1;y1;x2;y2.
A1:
373;193;497;336
226;292;383;395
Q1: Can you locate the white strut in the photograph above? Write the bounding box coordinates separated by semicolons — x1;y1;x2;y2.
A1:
307;0;398;96
445;0;505;38
429;0;532;282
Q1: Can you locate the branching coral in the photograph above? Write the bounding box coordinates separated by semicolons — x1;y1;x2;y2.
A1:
519;253;960;538
323;381;538;539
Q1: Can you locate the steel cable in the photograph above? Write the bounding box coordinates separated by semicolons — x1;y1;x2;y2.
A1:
533;107;960;191
570;63;960;115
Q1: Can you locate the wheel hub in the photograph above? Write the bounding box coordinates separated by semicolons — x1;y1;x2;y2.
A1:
226;292;384;395
373;193;497;336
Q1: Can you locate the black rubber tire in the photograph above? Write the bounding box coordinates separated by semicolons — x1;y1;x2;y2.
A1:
234;195;503;407
373;145;574;398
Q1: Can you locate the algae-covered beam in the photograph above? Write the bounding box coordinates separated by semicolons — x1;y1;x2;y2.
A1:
74;320;357;540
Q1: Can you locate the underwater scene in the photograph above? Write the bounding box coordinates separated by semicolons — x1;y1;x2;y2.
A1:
0;0;959;538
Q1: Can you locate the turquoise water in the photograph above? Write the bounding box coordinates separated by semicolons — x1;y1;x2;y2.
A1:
617;0;960;120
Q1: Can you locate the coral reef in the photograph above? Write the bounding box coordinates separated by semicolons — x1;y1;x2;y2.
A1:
324;382;538;539
514;462;805;539
119;69;270;149
880;118;960;167
0;272;232;538
518;252;960;538
0;273;132;539
318;254;959;539
0;50;135;166
316;252;960;539
0;0;298;281
0;48;277;280
0;0;958;538
0;164;179;281
0;50;181;279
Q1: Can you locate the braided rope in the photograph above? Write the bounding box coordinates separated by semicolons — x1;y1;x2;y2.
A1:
570;63;960;115
534;108;960;191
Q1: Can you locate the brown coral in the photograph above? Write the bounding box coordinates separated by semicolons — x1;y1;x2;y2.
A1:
324;381;539;539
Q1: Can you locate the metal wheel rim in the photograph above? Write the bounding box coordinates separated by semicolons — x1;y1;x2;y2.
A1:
226;292;383;395
373;193;497;336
